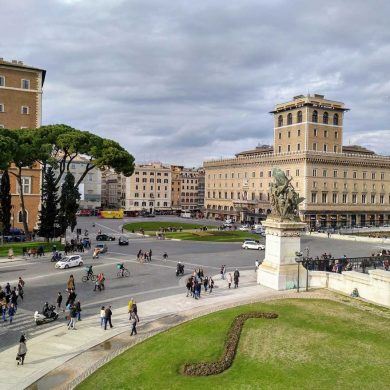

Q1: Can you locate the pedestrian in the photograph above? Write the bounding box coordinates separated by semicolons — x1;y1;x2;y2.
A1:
8;248;14;259
75;300;82;321
18;277;25;288
130;312;137;336
67;275;75;292
16;334;27;366
68;305;77;330
104;305;113;330
2;302;7;322
8;303;15;324
99;273;105;290
17;283;24;301
227;273;233;289
209;277;214;294
233;268;240;288
11;288;18;312
149;249;152;261
131;300;139;322
100;306;105;327
203;276;209;292
56;292;63;309
255;259;260;271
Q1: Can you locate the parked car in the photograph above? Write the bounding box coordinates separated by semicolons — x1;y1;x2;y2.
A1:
96;234;116;241
238;225;251;231
118;236;129;246
55;255;83;269
95;243;108;253
242;241;265;250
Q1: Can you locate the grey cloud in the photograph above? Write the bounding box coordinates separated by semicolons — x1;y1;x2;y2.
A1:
1;0;390;165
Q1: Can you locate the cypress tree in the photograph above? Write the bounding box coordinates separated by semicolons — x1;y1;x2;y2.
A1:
38;167;59;240
0;170;12;235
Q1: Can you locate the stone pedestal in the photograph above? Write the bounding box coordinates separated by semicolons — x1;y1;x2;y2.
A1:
257;219;307;290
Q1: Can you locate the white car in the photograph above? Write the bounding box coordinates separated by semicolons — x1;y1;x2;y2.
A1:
242;241;265;250
239;225;251;231
55;255;83;269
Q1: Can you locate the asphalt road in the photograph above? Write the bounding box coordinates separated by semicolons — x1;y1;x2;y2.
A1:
0;216;389;351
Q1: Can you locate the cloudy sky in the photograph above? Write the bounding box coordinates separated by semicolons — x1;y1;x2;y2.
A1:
1;0;390;165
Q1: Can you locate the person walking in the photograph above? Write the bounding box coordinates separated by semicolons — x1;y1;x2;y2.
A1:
11;288;18;312
8;248;14;259
149;249;152;261
68;305;77;330
8;303;15;324
75;300;82;321
67;275;75;292
104;305;113;330
100;306;105;327
130;312;138;336
16;335;27;366
186;277;192;297
203;276;209;292
56;292;63;309
227;273;233;289
17;283;24;302
233;269;240;288
2;302;7;322
131;300;139;322
209;277;214;294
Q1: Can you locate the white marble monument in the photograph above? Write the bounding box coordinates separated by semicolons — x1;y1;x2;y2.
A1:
257;219;307;290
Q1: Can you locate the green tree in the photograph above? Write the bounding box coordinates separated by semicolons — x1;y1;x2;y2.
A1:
58;172;80;235
38;167;59;240
0;170;12;235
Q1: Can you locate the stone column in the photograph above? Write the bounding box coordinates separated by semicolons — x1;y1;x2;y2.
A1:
257;219;307;290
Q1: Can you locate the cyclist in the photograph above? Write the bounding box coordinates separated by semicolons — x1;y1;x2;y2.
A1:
86;265;93;279
118;262;125;277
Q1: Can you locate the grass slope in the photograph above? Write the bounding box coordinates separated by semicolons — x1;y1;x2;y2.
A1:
77;299;390;390
123;221;213;233
165;230;260;242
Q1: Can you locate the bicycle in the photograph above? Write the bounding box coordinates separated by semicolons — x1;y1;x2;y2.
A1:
117;268;130;278
82;273;97;282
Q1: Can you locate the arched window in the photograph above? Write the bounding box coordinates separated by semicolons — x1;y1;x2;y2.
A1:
312;110;318;123
218;205;222;210
287;113;292;125
297;111;302;123
224;206;228;211
278;115;283;127
333;113;339;125
18;210;28;223
323;111;329;124
230;206;234;211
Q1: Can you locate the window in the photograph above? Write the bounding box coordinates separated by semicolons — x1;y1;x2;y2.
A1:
333;113;339;125
334;131;338;139
21;106;29;115
286;170;290;177
322;192;328;203
21;79;30;89
332;193;338;203
313;142;317;151
287;113;292;125
18;210;28;223
0;104;4;113
343;171;348;179
297;143;301;151
312;110;318;123
88;173;93;181
297;111;302;123
381;172;385;180
287;144;291;152
362;194;366;204
0;76;4;86
260;171;263;178
311;192;317;203
333;170;338;178
19;177;31;194
268;171;272;177
342;193;347;203
380;194;384;204
252;171;255;178
372;172;376;180
353;171;357;179
323;144;327;152
312;169;317;177
333;145;338;153
313;181;317;188
278;115;283;127
314;128;317;136
323;170;327;177
278;132;281;140
323;112;329;124
296;169;300;176
135;177;139;183
371;194;375;204
287;131;291;138
297;129;301;136
278;146;281;153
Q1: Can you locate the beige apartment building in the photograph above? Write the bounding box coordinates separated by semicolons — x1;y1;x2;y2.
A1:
125;163;172;212
101;169;126;209
204;94;390;228
0;58;46;231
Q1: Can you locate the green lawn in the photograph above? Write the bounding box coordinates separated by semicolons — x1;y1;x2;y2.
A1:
0;241;63;257
77;299;390;390
165;230;260;242
123;221;214;233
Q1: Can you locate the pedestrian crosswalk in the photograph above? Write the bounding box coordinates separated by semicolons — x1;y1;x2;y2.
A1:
0;308;62;341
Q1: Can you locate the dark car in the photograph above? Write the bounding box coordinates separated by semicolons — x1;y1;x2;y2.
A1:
96;234;116;241
118;236;129;246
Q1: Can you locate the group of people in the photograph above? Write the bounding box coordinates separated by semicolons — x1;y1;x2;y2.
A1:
64;238;90;255
137;249;152;263
0;277;25;324
220;265;240;288
185;269;214;299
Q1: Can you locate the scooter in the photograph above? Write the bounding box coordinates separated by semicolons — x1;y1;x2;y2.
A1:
34;304;59;325
51;252;62;262
176;263;185;276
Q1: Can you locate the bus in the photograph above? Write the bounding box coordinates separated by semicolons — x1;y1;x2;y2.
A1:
99;209;124;219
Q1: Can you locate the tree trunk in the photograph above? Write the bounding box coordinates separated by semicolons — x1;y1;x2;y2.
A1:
10;168;30;236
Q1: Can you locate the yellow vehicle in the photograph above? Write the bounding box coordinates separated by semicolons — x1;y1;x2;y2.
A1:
99;209;124;219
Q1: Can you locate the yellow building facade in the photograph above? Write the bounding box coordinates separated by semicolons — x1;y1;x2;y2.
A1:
204;94;390;228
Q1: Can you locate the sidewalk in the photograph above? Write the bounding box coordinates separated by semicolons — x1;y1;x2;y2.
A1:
0;271;299;390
